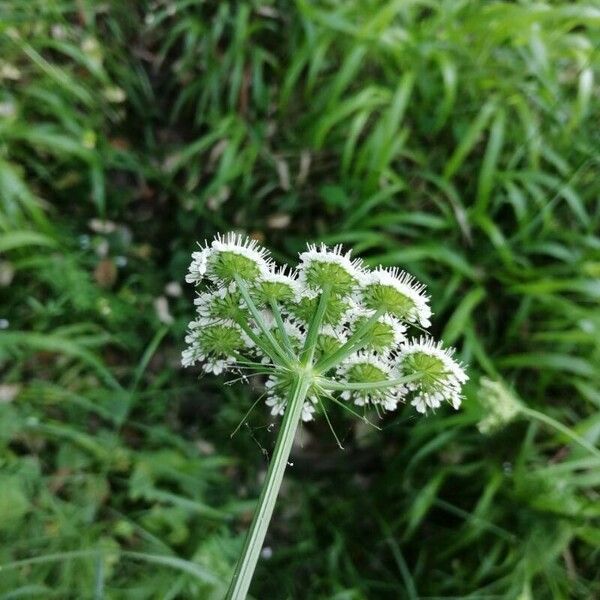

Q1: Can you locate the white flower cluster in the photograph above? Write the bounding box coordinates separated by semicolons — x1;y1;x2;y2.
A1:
396;337;468;413
183;232;468;421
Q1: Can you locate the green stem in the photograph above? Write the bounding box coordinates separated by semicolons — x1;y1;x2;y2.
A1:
319;372;422;391
315;308;384;373
235;319;278;361
301;285;331;366
269;299;294;356
521;406;600;459
226;374;311;600
235;276;292;366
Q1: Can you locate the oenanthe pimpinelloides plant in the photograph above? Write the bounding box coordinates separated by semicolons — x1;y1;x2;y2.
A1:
183;232;468;599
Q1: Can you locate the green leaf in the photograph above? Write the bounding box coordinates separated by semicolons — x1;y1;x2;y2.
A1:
442;287;486;346
0;230;57;252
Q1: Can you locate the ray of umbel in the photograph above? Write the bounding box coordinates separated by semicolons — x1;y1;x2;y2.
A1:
182;233;468;599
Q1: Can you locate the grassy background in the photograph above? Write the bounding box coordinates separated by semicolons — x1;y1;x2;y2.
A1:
1;0;600;598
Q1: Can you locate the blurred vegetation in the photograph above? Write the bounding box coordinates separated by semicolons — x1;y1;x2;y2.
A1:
1;0;599;598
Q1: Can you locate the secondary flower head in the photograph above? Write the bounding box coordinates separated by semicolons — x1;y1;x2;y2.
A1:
361;267;432;328
182;320;244;374
298;243;364;294
347;307;406;354
187;233;273;287
396;337;468;413
183;233;467;424
250;266;299;305
194;284;246;323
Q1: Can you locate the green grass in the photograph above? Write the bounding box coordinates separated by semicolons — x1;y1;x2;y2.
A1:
1;0;599;597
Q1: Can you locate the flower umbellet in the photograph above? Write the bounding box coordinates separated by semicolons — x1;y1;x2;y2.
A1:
182;232;468;600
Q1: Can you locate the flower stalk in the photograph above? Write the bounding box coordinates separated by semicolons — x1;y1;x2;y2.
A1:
301;285;331;365
235;275;292;366
226;374;311;600
478;379;600;459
